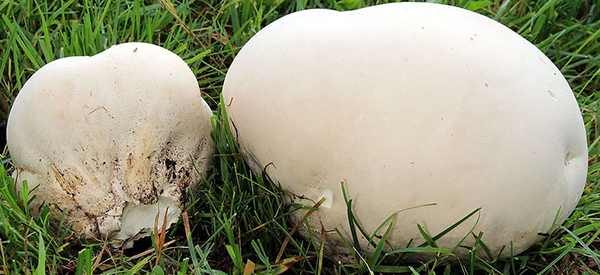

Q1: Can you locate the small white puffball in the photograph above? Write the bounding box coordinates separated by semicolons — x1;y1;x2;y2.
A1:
223;3;588;257
7;42;214;242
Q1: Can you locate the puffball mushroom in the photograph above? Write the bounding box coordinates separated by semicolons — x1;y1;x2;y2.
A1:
223;3;588;256
7;42;214;242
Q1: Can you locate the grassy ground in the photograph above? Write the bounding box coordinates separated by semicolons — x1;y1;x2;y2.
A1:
0;0;599;274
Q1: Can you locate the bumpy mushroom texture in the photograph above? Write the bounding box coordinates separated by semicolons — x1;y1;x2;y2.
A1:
223;3;588;257
7;42;214;242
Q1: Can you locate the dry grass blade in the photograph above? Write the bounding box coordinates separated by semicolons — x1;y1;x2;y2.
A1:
0;239;7;275
153;207;170;266
275;197;325;263
271;256;304;274
128;240;177;262
242;259;255;275
91;242;107;273
159;0;201;45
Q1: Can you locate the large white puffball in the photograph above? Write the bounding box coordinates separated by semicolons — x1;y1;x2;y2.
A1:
223;3;588;256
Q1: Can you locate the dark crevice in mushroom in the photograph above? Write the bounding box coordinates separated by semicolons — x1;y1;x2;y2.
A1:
165;158;176;172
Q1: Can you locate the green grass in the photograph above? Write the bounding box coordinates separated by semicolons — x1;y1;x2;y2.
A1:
0;0;599;273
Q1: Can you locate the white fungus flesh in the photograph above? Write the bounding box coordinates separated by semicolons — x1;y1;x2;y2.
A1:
7;42;214;242
223;3;588;256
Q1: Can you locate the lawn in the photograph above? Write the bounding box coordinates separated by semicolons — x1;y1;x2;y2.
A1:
0;0;599;274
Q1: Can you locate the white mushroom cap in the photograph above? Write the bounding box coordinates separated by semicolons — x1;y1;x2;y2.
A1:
223;3;588;256
7;42;214;242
